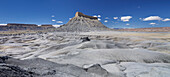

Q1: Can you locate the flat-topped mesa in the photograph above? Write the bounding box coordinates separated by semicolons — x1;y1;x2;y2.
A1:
75;12;98;20
7;23;38;27
41;24;53;27
0;23;55;31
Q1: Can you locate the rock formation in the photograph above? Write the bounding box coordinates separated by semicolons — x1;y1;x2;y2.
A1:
57;12;110;32
75;12;98;20
0;23;55;31
7;23;38;27
41;24;53;27
118;27;170;32
0;57;113;77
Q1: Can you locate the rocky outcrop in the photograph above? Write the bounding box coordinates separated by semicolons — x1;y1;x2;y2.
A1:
57;12;110;32
0;57;113;77
80;37;91;42
0;64;36;77
41;24;53;27
75;12;98;20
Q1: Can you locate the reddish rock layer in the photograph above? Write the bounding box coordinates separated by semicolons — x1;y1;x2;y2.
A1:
75;12;98;20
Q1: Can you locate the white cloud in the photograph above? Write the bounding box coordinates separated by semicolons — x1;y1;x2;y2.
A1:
162;18;170;21
98;18;101;21
53;25;61;28
104;20;108;22
149;23;156;25
139;18;142;20
52;15;55;17
69;18;72;20
0;24;7;26
113;17;118;19
56;21;63;23
143;16;162;21
126;23;130;25
52;19;56;21
98;15;101;17
121;16;132;22
105;17;109;19
93;15;97;17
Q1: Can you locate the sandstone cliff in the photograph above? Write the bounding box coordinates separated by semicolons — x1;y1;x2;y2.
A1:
75;12;98;20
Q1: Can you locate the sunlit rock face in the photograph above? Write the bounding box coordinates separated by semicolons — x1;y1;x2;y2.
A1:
56;12;110;32
75;12;98;20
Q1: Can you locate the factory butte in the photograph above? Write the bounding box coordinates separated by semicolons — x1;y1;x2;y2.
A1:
56;12;109;32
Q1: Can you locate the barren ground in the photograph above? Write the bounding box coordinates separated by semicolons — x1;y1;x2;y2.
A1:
0;31;170;77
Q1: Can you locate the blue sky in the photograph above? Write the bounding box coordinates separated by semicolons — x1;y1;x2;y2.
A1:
0;0;170;28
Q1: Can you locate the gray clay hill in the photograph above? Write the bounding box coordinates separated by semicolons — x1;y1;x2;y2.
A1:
57;12;110;32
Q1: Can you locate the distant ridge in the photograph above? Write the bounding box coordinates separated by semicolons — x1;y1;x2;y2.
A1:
56;12;110;32
118;27;170;32
0;23;55;31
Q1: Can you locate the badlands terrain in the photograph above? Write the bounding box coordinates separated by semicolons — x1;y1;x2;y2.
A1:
0;12;170;77
0;31;170;77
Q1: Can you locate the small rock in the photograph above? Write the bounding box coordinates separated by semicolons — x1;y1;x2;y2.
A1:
85;64;109;76
81;37;90;42
0;56;9;63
